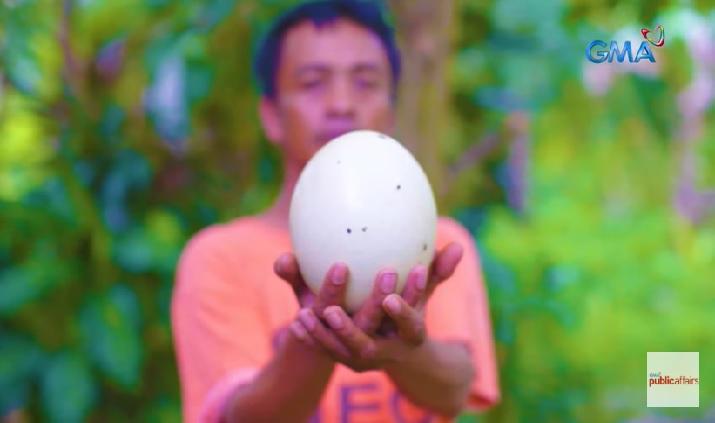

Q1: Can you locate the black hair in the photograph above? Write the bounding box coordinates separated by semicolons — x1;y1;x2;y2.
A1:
253;0;401;99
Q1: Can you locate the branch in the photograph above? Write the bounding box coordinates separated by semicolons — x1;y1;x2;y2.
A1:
444;112;530;189
59;0;90;111
447;132;501;177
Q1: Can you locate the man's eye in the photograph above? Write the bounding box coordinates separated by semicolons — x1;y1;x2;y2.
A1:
356;79;379;90
300;79;324;89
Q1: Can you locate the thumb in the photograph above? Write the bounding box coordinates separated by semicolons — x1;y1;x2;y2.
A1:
274;252;313;305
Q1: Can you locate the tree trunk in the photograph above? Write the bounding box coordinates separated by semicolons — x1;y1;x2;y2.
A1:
389;0;455;208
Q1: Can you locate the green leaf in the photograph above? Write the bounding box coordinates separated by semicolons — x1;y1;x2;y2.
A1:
456;413;482;423
0;335;43;415
79;284;142;389
0;2;60;98
21;177;77;225
0;246;70;316
113;210;183;274
113;228;154;273
146;210;184;274
41;352;96;423
143;396;182;423
192;0;236;30
0;267;45;315
185;60;214;105
99;104;126;148
100;149;153;232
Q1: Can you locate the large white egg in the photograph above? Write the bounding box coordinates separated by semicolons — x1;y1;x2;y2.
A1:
289;130;437;312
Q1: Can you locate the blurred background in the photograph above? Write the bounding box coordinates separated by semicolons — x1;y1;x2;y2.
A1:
1;0;714;421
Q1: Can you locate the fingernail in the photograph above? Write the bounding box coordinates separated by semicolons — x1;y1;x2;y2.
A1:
274;254;287;273
415;266;428;290
290;321;307;340
380;272;397;294
384;295;401;314
281;253;294;269
299;309;316;331
325;309;343;329
332;264;347;285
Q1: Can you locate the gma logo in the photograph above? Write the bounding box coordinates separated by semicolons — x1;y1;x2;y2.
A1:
585;40;655;63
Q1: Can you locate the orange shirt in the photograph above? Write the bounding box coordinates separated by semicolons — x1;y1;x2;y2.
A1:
172;216;500;422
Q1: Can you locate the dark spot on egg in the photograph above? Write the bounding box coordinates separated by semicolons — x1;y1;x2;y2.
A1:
379;134;387;139
396;184;401;190
362;227;367;232
422;243;427;251
347;228;352;234
337;160;341;164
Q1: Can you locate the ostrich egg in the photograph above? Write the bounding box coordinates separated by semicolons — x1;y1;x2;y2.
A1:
289;130;437;312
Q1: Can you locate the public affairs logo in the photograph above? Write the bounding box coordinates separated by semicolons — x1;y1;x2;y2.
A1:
647;352;699;407
586;25;665;63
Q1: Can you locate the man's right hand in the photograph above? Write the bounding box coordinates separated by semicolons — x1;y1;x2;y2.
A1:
273;253;349;313
272;254;398;355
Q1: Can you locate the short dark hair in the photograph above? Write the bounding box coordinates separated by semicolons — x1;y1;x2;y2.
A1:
253;0;401;99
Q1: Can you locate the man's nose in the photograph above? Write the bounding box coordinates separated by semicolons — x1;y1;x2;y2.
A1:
326;78;355;117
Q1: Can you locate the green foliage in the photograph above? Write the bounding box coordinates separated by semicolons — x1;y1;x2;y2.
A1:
1;0;713;421
41;352;97;422
0;0;275;419
79;284;142;390
452;4;715;423
0;336;43;414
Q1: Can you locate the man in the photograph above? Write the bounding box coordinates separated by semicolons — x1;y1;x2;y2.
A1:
172;1;500;422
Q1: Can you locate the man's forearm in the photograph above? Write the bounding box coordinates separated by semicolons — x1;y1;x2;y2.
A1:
384;339;475;418
222;333;334;422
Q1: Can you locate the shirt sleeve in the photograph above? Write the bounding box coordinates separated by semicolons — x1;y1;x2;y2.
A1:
171;226;273;423
425;218;501;412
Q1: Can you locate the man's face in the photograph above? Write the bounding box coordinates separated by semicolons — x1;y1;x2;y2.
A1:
260;19;395;163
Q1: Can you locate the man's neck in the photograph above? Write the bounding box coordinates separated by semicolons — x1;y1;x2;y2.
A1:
260;159;304;230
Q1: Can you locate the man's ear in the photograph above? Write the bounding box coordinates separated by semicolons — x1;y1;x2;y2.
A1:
259;96;283;145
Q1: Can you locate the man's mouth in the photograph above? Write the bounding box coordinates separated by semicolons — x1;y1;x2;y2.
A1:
316;127;355;145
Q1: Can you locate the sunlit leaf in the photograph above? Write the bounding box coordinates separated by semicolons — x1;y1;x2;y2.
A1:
143;396;182;423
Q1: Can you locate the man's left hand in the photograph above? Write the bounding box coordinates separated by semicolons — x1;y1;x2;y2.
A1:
292;241;463;372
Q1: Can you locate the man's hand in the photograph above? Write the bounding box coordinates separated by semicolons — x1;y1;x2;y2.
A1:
274;243;475;417
274;252;401;360
276;242;464;372
405;241;463;308
273;253;347;313
377;241;463;336
274;251;408;332
273;254;353;357
284;264;426;372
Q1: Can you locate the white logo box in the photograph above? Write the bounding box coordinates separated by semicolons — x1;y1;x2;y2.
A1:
647;352;699;408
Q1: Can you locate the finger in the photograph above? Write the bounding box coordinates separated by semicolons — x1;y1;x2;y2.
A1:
323;306;379;361
382;294;426;346
353;269;397;334
427;242;463;293
313;263;349;315
274;253;313;305
399;265;429;308
297;308;351;360
273;252;300;282
289;321;317;348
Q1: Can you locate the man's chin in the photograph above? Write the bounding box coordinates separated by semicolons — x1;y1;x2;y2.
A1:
314;137;330;147
313;138;333;149
316;129;356;147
